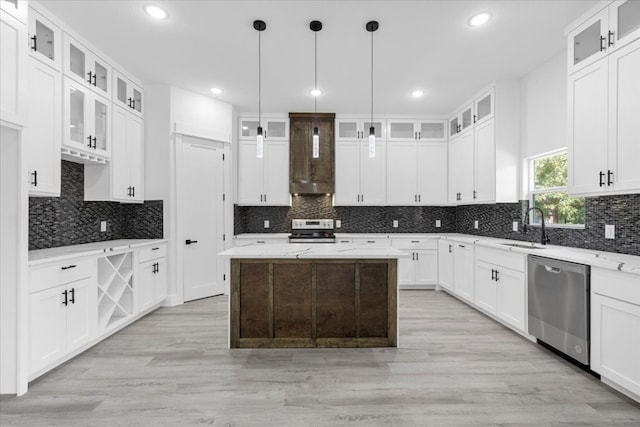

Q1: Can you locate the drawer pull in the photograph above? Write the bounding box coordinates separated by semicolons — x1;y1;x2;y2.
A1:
256;240;266;244
411;240;420;243
366;240;376;243
151;247;160;251
61;265;77;270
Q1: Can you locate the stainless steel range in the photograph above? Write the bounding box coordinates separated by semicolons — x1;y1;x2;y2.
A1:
289;219;335;243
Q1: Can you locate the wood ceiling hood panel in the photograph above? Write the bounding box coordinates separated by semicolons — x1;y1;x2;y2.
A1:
289;112;335;194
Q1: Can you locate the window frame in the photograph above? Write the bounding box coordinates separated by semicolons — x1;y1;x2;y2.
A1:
528;149;585;229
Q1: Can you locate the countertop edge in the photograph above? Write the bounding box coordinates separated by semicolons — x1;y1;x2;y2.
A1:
29;239;167;266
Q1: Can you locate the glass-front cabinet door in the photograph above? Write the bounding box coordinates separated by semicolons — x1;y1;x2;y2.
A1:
460;104;474;133
132;85;143;116
28;7;61;70
65;35;111;97
474;89;494;125
610;0;640;52
239;117;287;140
568;9;608;74
449;115;459;139
336;119;359;140
388;120;416;141
64;78;89;151
418;120;446;141
92;96;109;154
112;69;142;116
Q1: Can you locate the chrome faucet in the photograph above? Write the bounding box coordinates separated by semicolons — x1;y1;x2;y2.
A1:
523;207;550;245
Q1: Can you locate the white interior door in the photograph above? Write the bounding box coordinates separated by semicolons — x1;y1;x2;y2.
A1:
181;137;225;301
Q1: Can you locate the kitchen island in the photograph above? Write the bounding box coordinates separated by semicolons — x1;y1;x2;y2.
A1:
219;243;408;348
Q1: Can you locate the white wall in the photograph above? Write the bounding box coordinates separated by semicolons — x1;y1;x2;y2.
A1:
170;87;232;141
520;51;568;159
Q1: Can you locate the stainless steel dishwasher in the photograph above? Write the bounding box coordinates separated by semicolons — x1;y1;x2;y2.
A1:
528;255;590;365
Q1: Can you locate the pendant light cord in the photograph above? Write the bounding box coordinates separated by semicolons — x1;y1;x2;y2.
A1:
370;29;374;126
258;29;262;127
314;31;318;113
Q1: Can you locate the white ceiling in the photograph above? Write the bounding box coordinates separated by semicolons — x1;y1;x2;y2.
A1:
41;0;598;116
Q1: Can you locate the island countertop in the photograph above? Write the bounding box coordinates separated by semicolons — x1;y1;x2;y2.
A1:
219;243;410;259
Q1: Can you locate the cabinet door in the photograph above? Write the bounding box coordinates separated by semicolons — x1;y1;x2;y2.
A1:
92;95;110;157
138;261;155;312
415;250;437;285
360;140;387;205
417;142;447;204
591;293;640;396
474;119;495;203
237;140;264;205
239;118;260;140
460;104;474;133
131;84;143;117
63;78;92;152
28;8;61;70
65;277;96;353
568;60;609;195
111;107;130;201
448;131;474;203
0;10;27;127
386;141;417;205
336;119;360;141
475;261;497;314
496;267;525;332
608;39;640;193
453;244;474;303
396;255;415;287
388;120;417;141
64;34;91;87
437;240;453;291
24;58;61;197
474;88;494;125
335;140;360;205
363;120;386;140
263;140;289;205
29;285;66;374
127;114;144;202
609;0;640;53
264;118;287;140
418;120;446;142
567;8;608;74
449;115;459;139
154;258;167;303
113;69;130;110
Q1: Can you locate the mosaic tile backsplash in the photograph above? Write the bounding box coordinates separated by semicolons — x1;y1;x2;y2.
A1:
235;193;640;256
29;161;163;250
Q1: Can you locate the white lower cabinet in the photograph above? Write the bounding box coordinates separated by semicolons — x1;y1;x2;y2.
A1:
452;242;474;303
591;268;640;399
138;244;167;312
437;239;454;291
474;247;526;333
29;262;97;376
392;238;438;289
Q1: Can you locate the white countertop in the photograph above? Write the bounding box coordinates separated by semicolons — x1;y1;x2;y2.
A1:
29;239;167;266
219;243;409;259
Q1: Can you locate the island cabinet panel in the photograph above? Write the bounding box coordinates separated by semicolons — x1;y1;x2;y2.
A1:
273;263;312;338
230;259;397;348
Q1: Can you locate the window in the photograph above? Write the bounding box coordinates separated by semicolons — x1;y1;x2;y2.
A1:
529;151;585;227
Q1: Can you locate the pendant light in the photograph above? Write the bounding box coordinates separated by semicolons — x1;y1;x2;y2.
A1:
254;20;266;158
310;20;322;159
366;21;379;158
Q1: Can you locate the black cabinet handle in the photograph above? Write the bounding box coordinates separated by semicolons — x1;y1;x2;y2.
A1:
128;97;133;108
418;131;421;140
491;269;496;281
30;34;37;51
418;194;421;202
458;244;465;248
92;73;97;86
416;252;419;261
87;135;93;148
127;186;132;197
608;30;615;47
448;244;452;253
495;270;500;282
62;290;68;306
132;186;135;197
411;240;420;243
473;114;477;124
412;252;415;260
92;136;97;149
607;170;614;186
473;190;477;200
414;194;417;202
31;170;38;187
600;35;606;52
264;194;266;203
599;171;605;187
69;288;75;304
61;264;77;270
185;239;198;245
131;99;136;110
457;124;462;133
87;71;93;84
152;247;160;251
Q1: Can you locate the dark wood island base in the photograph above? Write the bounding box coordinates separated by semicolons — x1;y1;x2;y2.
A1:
230;259;397;348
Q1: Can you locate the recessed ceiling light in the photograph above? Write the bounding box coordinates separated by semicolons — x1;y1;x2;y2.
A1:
143;5;168;20
469;12;492;27
242;126;249;130
210;87;222;95
411;90;424;98
310;89;322;97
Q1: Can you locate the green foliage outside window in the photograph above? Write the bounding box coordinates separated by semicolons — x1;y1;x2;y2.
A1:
531;152;585;225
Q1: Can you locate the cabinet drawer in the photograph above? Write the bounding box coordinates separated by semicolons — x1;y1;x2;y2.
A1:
138;244;167;263
351;238;390;247
475;246;526;272
391;238;438;250
30;258;94;294
592;268;640;306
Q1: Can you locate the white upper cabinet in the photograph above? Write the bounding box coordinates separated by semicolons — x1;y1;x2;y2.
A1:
239;117;288;141
64;34;110;98
387;119;445;142
24;57;61;197
28;7;61;70
0;9;27;127
473;88;494;126
336;118;385;141
237;139;289;205
448;131;474;203
63;77;111;160
113;68;143;117
448;104;473;139
0;0;27;23
568;0;640;75
416;142;448;205
335;139;386;205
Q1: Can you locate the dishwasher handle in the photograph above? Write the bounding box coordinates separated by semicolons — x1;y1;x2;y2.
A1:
544;265;562;274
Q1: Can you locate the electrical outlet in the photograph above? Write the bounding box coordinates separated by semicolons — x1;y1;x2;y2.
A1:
512;221;518;232
264;220;270;229
393;220;399;228
100;221;107;232
474;220;479;230
435;219;441;228
605;224;615;239
336;220;341;228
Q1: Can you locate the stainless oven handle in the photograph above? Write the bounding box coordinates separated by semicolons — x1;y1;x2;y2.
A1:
544;265;561;274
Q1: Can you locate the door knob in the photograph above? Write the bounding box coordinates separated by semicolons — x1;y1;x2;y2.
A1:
185;239;199;245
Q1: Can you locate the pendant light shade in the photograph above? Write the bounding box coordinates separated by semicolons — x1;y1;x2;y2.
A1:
254;19;266;158
310;20;322;159
366;21;378;158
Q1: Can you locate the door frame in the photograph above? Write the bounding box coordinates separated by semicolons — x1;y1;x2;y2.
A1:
172;123;231;305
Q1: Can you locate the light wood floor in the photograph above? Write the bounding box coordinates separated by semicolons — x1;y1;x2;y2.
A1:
1;290;639;426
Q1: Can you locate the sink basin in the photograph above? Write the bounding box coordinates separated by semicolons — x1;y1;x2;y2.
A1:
501;243;547;250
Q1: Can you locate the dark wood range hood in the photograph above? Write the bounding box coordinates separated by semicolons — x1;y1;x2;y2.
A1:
289;112;335;194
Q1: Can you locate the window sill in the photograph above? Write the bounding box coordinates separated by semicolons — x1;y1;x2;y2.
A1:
527;223;585;230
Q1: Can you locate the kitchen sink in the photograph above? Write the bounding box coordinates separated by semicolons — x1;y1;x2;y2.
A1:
500;243;547;250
